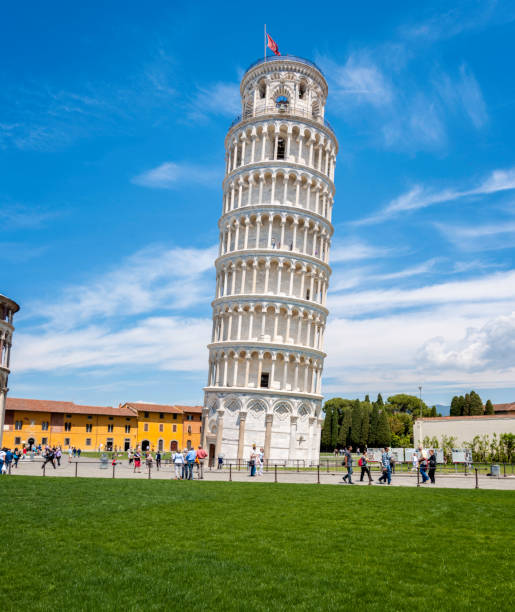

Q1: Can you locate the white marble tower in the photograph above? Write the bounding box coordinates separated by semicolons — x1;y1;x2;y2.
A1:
0;294;20;448
202;55;338;465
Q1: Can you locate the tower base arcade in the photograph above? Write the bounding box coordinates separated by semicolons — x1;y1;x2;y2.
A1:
202;389;323;465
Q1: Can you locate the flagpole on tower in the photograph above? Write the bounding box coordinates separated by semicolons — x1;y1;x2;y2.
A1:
264;24;267;62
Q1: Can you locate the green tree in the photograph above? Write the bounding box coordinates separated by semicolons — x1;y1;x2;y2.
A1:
376;393;384;406
484;399;494;414
387;393;427;415
320;404;333;451
469;391;483;415
331;407;340;449
350;401;362;448
450;396;461;416
375;410;391;447
359;402;371;449
369;404;380;447
364;394;370;403
430;405;437;417
339;408;352;447
463;392;471;416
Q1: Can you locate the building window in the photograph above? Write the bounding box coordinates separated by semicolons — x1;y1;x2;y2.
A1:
187;426;192;434
66;414;72;418
64;422;72;432
306;289;310;300
15;437;21;445
15;421;23;430
85;438;92;446
173;414;177;420
299;82;306;99
159;424;164;432
106;438;113;451
258;80;266;99
108;416;114;421
42;437;48;445
159;413;164;419
107;424;114;433
42;421;49;431
125;425;130;434
144;411;149;418
186;414;193;421
86;424;93;432
87;415;92;420
64;438;70;446
172;424;177;433
260;372;270;388
126;417;131;421
144;423;149;432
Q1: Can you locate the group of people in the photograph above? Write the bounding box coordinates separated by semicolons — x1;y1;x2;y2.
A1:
0;447;22;473
341;446;438;485
248;445;265;477
171;445;208;480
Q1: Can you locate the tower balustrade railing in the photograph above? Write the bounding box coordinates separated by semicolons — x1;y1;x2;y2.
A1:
229;105;335;134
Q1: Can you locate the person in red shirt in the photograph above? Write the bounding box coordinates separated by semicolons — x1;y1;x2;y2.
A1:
196;445;208;479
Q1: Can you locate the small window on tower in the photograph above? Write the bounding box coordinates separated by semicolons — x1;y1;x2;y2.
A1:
306;289;310;300
260;373;270;388
299;83;306;99
258;80;266;99
277;138;285;160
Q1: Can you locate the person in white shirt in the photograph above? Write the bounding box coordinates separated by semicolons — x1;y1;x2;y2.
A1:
258;447;265;476
68;447;73;463
412;452;419;472
173;450;184;480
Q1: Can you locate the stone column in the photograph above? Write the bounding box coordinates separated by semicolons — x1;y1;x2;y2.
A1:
288;416;298;462
237;412;247;460
264;413;273;461
201;407;209;448
215;409;225;459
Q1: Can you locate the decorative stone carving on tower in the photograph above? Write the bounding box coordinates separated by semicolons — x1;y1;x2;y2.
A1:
0;294;20;447
202;55;337;465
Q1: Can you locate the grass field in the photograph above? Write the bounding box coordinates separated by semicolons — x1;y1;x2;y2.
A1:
1;478;514;611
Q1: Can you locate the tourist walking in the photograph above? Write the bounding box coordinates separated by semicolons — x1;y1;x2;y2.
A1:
389;454;396;474
419;453;430;483
428;449;437;484
378;447;391;484
412;451;419;472
128;449;134;465
13;448;20;468
342;446;354;484
359;449;373;482
217;454;224;469
196;445;207;479
68;447;73;463
185;447;197;480
155;450;161;471
133;450;141;473
55;447;62;467
42;447;56;470
258;447;265;476
0;448;5;474
173;449;184;479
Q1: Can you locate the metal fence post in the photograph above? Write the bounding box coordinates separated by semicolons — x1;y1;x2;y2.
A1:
297;460;300;473
417;467;420;487
326;460;329;473
503;463;506;478
148;464;151;479
475;468;479;489
200;461;204;480
317;464;320;484
75;462;78;478
43;463;46;477
8;462;12;475
229;463;232;482
274;464;277;483
112;463;116;479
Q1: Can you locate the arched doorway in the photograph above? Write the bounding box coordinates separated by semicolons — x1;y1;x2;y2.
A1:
28;437;36;449
158;439;164;452
141;440;150;451
170;440;178;452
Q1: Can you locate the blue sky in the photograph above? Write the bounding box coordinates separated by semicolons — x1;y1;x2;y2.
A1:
3;0;515;408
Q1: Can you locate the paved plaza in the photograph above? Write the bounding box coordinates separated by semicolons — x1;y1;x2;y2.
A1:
5;457;514;490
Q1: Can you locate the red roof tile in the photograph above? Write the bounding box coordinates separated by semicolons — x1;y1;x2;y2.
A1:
123;402;183;414
6;397;134;417
177;405;203;414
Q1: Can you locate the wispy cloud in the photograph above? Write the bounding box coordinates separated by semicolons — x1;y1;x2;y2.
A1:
0;242;48;263
0;203;61;229
353;166;515;225
187;82;240;122
132;161;222;189
330;239;396;263
435;64;488;129
435;219;515;251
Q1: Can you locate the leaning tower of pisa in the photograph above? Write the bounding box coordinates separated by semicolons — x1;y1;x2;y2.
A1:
201;55;338;466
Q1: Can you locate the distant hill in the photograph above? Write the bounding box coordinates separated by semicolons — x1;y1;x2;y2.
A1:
434;404;450;416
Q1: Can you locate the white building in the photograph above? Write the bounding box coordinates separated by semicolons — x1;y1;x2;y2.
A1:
0;294;20;448
414;415;515;447
201;55;338;465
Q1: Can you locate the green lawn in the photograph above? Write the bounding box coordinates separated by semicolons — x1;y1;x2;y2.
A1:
1;478;514;611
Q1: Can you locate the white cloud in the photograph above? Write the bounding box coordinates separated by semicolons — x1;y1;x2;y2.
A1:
188;82;240;121
29;244;217;330
418;312;515;372
132;161;222;189
330;239;395;263
353;166;515;225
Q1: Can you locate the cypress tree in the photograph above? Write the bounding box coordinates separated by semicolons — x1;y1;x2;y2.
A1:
376;393;384;406
430;405;437;417
463;393;471;416
338;408;352;447
484;399;494;414
321;405;333;451
450;396;460;416
469;391;483;415
350;401;362;447
365;394;370;403
376;410;391;447
330;407;340;449
369;404;380;447
359;403;371;449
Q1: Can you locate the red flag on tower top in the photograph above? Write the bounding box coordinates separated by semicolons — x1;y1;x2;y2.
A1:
266;33;280;56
